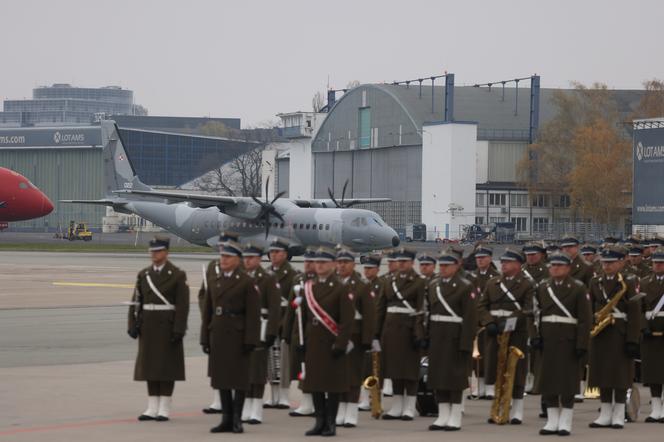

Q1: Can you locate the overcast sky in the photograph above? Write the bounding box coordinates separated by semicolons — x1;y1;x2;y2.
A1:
2;0;663;127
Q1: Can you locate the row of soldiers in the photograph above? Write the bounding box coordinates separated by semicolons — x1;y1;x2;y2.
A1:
126;233;664;436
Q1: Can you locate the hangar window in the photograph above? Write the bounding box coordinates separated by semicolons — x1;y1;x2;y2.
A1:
359;108;371;148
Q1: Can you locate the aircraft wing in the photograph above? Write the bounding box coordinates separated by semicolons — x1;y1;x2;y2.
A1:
293;198;391;208
60;198;124;206
113;189;238;208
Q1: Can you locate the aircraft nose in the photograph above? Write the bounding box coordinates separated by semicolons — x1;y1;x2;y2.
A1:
41;194;54;215
392;236;400;247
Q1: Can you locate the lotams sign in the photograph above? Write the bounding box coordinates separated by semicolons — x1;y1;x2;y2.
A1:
633;126;664;224
0;127;101;148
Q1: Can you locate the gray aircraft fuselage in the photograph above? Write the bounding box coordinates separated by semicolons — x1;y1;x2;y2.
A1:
120;198;399;252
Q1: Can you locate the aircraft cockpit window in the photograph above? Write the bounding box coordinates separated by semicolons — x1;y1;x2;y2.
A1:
373;218;383;226
361;217;367;226
18;182;28;189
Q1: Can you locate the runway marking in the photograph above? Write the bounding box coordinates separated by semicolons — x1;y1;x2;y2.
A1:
0;412;200;436
52;282;134;289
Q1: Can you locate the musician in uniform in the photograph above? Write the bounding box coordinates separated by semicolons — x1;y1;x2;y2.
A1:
266;238;299;409
358;253;384;411
378;247;426;420
128;236;190;422
200;240;261;433
640;247;664;423
644;237;664;269
535;252;592;436
298;247;355;437
201;231;240;414
426;247;478;431
580;244;601;277
478;248;535;425
627;244;650;278
334;247;376;428
470;244;500;399
418;252;437;283
241;243;281;425
378;248;399;398
560;236;593;287
588;245;641;430
285;248;317;417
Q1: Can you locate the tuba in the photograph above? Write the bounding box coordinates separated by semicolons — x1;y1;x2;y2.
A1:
490;331;525;424
590;273;627;338
362;351;382;419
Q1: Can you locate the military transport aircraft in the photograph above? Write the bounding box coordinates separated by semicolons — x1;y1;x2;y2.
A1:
62;122;399;254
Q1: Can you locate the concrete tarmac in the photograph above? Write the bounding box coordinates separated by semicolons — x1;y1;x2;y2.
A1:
1;251;660;441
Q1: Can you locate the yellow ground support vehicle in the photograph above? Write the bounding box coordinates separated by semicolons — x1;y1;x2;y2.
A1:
65;221;93;241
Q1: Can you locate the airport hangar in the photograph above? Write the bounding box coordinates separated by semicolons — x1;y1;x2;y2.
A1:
268;75;646;240
0;118;258;231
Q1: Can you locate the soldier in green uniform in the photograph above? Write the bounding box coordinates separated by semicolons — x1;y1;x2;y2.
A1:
358;253;384;411
298;247;355;437
378;247;426;420
640;247;664;423
285;248;317;417
644;236;664;269
627;244;650;278
588;245;641;430
478;248;535;425
560;236;593;287
426;247;478;431
418;252;437;282
469;245;500;399
334;247;376;428
201;231;239;415
200;240;261;434
128;236;190;422
266;238;299;409
535;252;592;436
580;244;601;278
240;243;281;425
377;249;399;397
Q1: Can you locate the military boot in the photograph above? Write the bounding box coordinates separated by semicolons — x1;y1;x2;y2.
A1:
210;390;234;433
233;390;246;433
322;393;340;437
305;393;327;436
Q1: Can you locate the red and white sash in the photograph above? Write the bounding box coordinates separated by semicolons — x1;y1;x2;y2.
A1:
304;279;339;336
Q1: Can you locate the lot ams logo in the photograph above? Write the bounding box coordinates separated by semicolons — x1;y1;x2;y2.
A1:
53;131;85;145
636;141;664;162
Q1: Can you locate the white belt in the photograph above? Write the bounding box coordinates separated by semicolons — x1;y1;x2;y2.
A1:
430;314;463;324
541;315;578;325
143;304;175;311
490;309;514;318
261;308;269;315
646;311;664;320
354;311;363;320
612;312;627;319
387;306;414;314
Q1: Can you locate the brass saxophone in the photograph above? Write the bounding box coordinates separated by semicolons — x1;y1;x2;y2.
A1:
590;273;627;338
362;351;382;419
490;331;525;425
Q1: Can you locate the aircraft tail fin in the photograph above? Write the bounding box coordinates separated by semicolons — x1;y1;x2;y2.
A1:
101;121;152;196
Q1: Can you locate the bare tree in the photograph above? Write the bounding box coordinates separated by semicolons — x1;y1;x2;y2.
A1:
312;91;324;112
194;147;265;197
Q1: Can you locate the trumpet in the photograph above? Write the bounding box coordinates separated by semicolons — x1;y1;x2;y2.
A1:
362;352;382;419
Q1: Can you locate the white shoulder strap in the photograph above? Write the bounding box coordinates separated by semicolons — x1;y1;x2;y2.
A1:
145;272;173;307
391;280;415;312
546;285;573;318
435;285;460;318
202;264;208;291
648;290;664;320
499;281;522;310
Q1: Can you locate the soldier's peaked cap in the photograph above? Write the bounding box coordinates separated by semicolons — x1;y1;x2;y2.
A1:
600;244;626;262
628;244;644;256
217;230;241;245
417;252;437;264
148;236;170;252
474;244;493;257
438;246;463;264
313;246;336;262
303;247;317;261
242;242;264;257
548;252;572;265
385;249;399;262
651;247;664;262
268;238;289;252
220;241;243;257
360;254;382;267
395;247;417;261
560;236;580;247
523;241;546;254
580;244;597;255
648;236;664;247
335;246;355;261
500;247;525;263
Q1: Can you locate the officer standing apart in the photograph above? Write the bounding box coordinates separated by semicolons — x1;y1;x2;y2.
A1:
469;245;500;399
241;243;281;425
378;247;426;421
128;236;190;422
200;240;260;434
640;247;664;423
266;239;299;409
335;247;377;428
298;247;354;437
478;248;535;425
536;252;592;436
588;245;641;430
426;247;478;432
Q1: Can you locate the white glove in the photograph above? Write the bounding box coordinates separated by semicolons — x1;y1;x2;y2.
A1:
371;339;382;353
345;340;355;354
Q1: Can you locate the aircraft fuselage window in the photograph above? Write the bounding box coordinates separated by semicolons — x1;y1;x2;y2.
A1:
319;224;323;230
312;224;317;230
299;224;304;229
325;224;330;230
280;223;285;229
306;224;310;229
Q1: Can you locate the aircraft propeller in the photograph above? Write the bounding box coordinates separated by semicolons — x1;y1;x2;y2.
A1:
327;179;359;208
251;177;286;239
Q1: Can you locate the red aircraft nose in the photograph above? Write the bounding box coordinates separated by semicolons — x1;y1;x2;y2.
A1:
41;194;54;216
